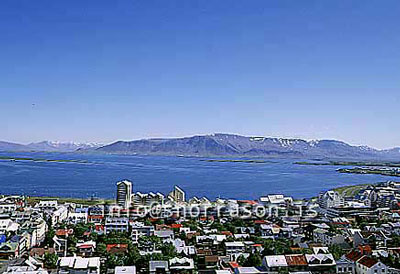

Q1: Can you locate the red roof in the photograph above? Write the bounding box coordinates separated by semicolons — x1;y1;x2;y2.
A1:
238;200;258;205
252;244;262;247
254;220;267;224
170;224;182;229
346;250;363;262
88;215;104;219
221;231;233;236
95;225;104;231
106;244;128;254
358;256;378;268
78;244;94;249
56;229;73;236
358;245;372;255
285;254;308;266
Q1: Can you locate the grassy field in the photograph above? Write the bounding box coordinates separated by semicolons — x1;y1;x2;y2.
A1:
333;183;372;197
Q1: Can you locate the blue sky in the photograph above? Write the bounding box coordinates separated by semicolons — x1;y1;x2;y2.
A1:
1;0;399;149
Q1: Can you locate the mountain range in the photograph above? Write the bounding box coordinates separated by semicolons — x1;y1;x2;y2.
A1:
1;134;400;160
0;141;102;152
88;134;400;160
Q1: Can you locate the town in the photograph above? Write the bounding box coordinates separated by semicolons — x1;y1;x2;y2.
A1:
1;180;400;274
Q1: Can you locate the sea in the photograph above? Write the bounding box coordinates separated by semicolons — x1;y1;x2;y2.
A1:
0;151;395;200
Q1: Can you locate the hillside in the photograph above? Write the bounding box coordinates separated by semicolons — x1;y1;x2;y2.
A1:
91;134;400;159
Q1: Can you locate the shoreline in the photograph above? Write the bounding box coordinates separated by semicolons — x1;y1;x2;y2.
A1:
18;182;375;205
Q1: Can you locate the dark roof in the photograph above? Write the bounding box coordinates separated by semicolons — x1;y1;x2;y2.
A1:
205;255;219;263
285;254;308;266
357;256;378;268
345;250;363;262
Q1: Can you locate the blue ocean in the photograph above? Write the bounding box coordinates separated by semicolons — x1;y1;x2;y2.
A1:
0;152;394;200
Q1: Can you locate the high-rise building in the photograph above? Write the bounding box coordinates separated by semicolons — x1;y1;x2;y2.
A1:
168;185;186;203
116;180;132;208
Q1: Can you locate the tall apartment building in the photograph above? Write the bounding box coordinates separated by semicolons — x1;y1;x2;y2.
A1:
318;190;344;209
116;180;132;208
168;186;186;203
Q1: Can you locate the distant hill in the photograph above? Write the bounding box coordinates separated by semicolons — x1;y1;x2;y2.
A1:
0;141;102;152
26;141;102;152
88;133;400;160
0;141;27;152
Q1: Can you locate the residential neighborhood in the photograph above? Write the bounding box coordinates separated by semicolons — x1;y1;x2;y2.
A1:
1;180;400;274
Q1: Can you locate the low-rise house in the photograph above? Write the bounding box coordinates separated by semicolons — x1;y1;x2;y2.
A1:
234;234;250;240
154;230;174;242
234;267;261;274
355;256;388;274
29;247;55;259
285;254;308;272
259;224;280;238
4;266;48;274
76;241;96;256
225;242;245;260
202;255;219;270
353;231;390;249
0;241;19;259
149;260;169;274
305;253;335;271
313;228;346;246
36;201;58;211
57;256;100;274
115;266;136;274
106;244;128;255
262;255;288;272
169;257;194;274
0;203;17;213
0;217;20;235
336;256;356;274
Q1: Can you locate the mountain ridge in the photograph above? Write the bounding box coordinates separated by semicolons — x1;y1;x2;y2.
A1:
1;134;400;160
89;133;400;160
0;141;102;152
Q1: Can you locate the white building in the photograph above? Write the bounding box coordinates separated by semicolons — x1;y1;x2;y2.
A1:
57;256;100;274
115;266;136;274
168;186;185;203
355;256;387;274
117;180;133;208
105;217;129;234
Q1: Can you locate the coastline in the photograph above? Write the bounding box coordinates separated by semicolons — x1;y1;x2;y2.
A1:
21;182;373;205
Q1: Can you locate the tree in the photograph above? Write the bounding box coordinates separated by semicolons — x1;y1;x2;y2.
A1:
43;228;55;247
329;244;344;260
43;252;58;269
243;253;262;267
261;238;292;256
159;243;177;259
96;243;107;256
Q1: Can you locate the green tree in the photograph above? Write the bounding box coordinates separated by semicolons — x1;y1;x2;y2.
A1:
96;243;107;256
329;244;344;260
243;253;262;267
43;228;55;247
159;243;177;259
43;252;58;269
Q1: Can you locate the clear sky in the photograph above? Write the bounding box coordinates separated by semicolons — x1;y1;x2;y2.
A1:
1;0;399;149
